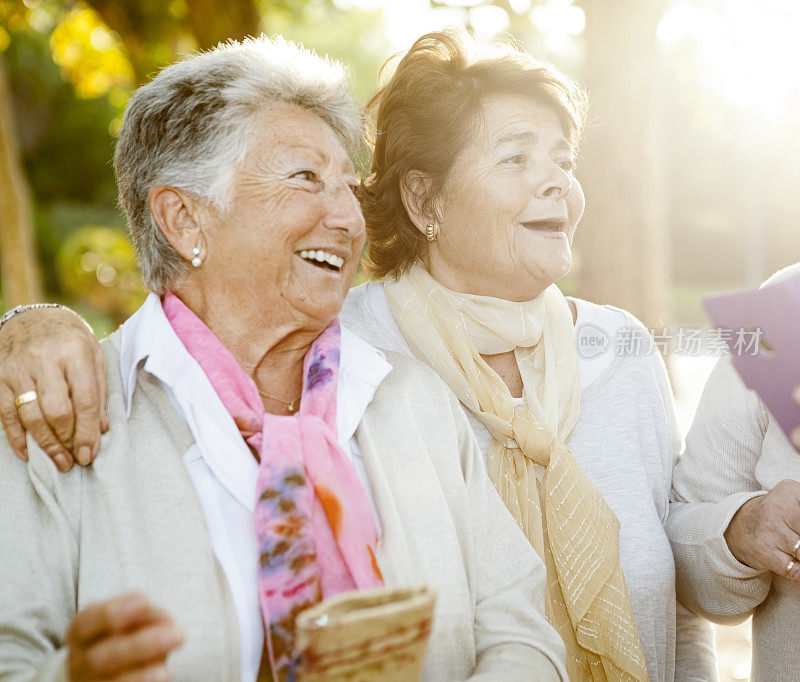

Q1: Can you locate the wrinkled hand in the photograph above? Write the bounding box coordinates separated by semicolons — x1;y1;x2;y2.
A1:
792;386;800;450
67;593;183;682
725;479;800;583
0;307;107;471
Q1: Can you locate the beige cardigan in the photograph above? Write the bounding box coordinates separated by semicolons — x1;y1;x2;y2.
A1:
0;331;566;681
667;357;799;682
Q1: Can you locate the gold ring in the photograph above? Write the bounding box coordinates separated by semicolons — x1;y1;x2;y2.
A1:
793;540;800;558
786;559;796;579
14;391;38;408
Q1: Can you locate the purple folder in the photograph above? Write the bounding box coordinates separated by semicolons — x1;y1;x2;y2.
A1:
703;271;800;442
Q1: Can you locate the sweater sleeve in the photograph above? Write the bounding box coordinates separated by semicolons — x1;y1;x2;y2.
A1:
0;436;79;681
666;357;771;624
644;344;719;681
445;391;568;682
674;600;719;682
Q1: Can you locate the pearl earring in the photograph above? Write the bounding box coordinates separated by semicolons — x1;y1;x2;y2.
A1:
425;223;438;242
191;245;202;268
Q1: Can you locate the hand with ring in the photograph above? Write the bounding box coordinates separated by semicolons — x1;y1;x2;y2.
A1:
14;391;38;408
725;479;800;584
786;540;800;577
0;307;107;471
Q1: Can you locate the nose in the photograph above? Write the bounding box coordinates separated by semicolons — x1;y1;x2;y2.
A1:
322;179;365;238
534;161;571;201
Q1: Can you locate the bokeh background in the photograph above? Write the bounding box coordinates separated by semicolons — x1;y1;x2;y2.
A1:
2;1;798;678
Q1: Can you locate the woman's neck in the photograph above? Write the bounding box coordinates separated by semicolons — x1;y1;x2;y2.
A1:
172;286;324;410
420;256;579;324
421;254;551;303
481;351;524;398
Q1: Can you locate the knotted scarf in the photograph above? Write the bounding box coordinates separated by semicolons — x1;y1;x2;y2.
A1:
163;292;383;681
384;264;648;681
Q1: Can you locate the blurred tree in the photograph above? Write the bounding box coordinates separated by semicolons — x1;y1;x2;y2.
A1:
79;0;335;82
80;0;257;81
0;55;42;306
572;0;670;331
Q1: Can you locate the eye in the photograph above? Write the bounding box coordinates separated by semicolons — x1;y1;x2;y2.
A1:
557;158;575;172
291;170;319;183
504;154;528;166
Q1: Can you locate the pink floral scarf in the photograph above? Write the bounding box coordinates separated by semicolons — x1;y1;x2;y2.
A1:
162;292;383;681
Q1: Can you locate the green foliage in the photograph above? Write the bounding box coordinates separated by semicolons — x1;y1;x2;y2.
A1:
2;24;126;317
35;203;126;294
56;225;146;325
5;28;118;205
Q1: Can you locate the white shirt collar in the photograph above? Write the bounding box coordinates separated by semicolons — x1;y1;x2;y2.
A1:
337;325;392;442
120;293;190;416
120;293;392;450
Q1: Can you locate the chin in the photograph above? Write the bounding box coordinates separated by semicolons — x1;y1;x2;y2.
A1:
552;260;572;282
553;248;573;276
304;297;345;328
526;255;572;289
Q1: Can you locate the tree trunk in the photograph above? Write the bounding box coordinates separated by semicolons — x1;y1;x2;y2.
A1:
573;0;670;331
0;58;42;308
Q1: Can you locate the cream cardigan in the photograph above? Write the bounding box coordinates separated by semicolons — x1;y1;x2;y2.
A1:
0;330;566;681
667;357;800;682
342;281;719;682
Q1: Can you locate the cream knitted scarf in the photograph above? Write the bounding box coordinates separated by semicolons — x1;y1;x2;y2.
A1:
384;263;648;681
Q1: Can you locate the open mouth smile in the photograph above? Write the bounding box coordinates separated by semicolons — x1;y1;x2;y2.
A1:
520;218;568;233
296;249;346;273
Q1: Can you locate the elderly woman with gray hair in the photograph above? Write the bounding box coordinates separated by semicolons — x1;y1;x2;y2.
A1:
0;37;567;682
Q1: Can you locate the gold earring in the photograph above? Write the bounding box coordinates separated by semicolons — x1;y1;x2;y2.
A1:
425;223;438;242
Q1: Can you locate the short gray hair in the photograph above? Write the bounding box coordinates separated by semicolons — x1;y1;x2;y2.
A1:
115;35;362;293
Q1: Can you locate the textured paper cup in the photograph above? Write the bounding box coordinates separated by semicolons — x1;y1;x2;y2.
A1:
294;585;435;682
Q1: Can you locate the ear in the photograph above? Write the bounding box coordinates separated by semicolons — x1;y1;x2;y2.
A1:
149;186;206;263
400;170;438;236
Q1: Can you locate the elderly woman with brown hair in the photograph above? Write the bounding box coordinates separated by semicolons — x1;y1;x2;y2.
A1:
0;31;717;682
346;32;717;682
0;36;566;682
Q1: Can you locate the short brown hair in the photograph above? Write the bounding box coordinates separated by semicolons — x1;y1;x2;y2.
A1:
359;29;588;280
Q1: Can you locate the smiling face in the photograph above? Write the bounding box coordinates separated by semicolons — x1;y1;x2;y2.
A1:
199;103;365;331
426;93;585;301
